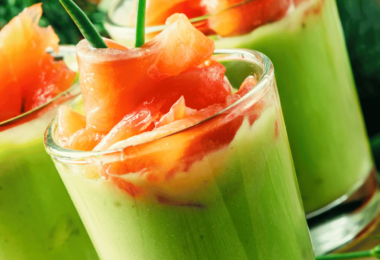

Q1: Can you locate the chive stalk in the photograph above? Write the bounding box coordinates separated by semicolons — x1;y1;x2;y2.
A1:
316;245;380;259
135;0;146;47
60;0;107;48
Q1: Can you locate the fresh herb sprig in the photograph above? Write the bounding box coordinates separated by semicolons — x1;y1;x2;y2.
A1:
60;0;147;49
316;245;380;259
134;0;146;47
60;0;107;48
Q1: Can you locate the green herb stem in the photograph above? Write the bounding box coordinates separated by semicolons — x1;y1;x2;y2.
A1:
316;245;380;260
316;251;372;259
60;0;107;48
135;0;146;47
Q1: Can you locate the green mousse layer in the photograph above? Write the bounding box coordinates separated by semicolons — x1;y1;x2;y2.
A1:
214;0;373;213
53;101;315;259
0;104;98;259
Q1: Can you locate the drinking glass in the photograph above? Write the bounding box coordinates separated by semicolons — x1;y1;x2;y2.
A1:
0;46;99;260
45;49;315;260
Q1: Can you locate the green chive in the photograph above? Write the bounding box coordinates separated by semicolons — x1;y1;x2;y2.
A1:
316;244;380;259
135;0;146;47
60;0;107;49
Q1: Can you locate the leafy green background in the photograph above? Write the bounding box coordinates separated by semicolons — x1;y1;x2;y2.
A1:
0;0;107;44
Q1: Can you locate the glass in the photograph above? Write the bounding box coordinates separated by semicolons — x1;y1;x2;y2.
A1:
0;46;99;260
104;0;380;254
45;49;315;260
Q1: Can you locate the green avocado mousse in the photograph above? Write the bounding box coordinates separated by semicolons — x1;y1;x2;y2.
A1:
45;2;315;259
0;4;98;260
104;0;379;254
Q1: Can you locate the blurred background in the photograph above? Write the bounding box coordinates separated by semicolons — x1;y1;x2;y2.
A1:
0;0;109;44
1;0;379;161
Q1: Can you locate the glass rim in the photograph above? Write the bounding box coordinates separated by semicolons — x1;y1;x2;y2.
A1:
104;0;255;33
44;48;274;163
0;45;80;126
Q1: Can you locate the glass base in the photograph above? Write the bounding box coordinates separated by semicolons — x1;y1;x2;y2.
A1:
308;168;380;256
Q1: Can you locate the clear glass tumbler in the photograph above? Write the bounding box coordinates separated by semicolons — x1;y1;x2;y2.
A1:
0;46;99;260
104;0;380;254
45;49;315;260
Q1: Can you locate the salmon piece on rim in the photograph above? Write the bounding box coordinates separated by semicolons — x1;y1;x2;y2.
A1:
77;14;214;132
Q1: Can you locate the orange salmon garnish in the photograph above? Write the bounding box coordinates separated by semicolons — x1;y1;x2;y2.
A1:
0;4;75;122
